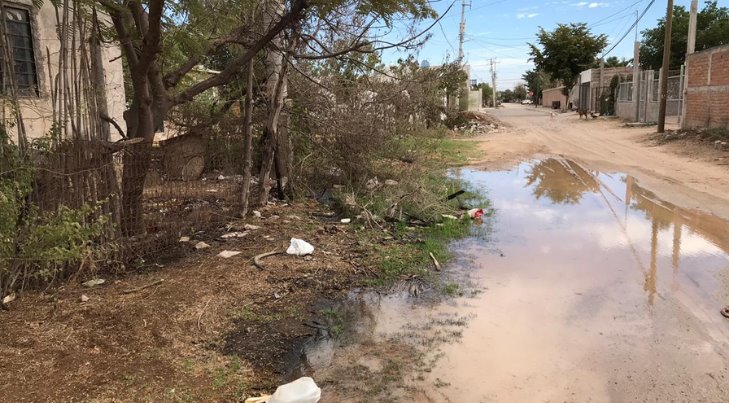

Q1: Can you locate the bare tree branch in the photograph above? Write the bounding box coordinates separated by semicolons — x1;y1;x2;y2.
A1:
171;0;308;106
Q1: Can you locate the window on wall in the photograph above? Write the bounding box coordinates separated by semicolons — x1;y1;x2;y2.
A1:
1;7;38;96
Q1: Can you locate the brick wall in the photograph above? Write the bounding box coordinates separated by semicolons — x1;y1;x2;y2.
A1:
685;45;729;130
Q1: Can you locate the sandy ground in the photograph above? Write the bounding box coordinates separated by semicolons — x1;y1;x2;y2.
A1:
467;104;729;221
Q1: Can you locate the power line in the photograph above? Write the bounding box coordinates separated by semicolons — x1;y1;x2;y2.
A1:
601;0;656;58
589;0;646;28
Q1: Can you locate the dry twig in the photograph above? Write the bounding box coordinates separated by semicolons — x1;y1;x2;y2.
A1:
122;279;164;294
429;252;441;271
197;297;213;331
253;250;282;270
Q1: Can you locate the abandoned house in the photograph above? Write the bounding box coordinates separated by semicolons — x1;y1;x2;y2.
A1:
1;0;126;142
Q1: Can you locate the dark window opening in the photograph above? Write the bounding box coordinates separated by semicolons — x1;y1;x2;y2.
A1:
0;7;38;96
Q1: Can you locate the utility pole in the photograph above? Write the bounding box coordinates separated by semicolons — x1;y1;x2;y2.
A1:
632;9;641;121
657;0;674;133
458;0;468;65
686;0;698;54
680;0;698;129
490;58;497;108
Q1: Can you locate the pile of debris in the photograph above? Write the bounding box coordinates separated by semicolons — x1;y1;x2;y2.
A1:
454;111;505;136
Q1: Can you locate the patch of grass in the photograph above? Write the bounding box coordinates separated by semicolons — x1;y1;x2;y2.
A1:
211;357;242;390
320;307;345;338
442;283;461;297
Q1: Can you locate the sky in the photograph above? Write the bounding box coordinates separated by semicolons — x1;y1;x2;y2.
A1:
411;0;695;90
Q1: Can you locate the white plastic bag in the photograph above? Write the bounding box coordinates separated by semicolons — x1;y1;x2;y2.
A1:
268;377;321;403
286;238;314;256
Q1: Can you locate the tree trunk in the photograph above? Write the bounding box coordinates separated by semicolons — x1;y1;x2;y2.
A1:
239;59;255;216
256;0;287;206
120;141;151;235
274;108;293;200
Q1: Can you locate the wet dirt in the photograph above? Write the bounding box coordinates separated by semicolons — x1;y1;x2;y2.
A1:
301;158;729;402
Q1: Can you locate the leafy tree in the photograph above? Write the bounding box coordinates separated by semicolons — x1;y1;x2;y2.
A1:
604;56;631;67
528;23;608;103
475;83;493;106
500;89;515;103
436;61;468;110
522;69;554;104
640;1;729;70
513;84;527;101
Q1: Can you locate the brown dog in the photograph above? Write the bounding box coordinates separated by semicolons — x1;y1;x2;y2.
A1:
577;109;589;119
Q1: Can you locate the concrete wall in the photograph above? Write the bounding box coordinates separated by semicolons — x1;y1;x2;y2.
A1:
684;45;729;130
8;0;126;141
541;87;568;110
467;89;482;111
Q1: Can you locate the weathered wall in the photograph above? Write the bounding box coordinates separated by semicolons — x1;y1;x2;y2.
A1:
467;89;482;111
541;87;568;110
684;45;729;130
8;0;126;141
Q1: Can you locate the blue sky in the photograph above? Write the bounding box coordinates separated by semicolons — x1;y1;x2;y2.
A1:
412;0;694;90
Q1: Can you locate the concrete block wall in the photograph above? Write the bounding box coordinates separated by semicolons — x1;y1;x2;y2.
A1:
684;45;729;130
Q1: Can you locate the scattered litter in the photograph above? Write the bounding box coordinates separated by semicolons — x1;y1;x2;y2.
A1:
82;279;106;288
340;218;351;224
287;238;315;256
2;292;16;305
467;208;485;219
441;214;458;220
244;224;261;231
253;211;263;218
179;236;190;242
274;292;282;299
365;177;379;190
80;294;89;303
245;395;271;403
384;179;399;186
194;241;211;250
267;377;321;403
446;190;466;200
221;231;247;239
217;175;225;180
218;250;242;258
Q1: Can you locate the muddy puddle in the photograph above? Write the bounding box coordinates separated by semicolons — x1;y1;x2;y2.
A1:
297;158;729;402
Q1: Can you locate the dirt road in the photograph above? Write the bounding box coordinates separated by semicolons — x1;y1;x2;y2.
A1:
470;104;729;220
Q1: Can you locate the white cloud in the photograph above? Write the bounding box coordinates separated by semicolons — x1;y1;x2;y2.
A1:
572;1;609;8
516;12;540;19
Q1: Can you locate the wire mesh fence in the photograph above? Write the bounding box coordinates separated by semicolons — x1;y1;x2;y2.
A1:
4;134;250;284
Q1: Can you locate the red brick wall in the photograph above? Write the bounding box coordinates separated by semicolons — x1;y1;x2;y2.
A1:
685;45;729;129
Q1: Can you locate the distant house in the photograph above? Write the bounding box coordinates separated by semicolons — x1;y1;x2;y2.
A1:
541;87;568;111
2;1;126;141
575;67;633;112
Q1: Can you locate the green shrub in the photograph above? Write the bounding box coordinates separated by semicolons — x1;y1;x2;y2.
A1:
0;134;110;298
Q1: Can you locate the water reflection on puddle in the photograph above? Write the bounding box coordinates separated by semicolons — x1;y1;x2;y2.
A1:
307;158;729;402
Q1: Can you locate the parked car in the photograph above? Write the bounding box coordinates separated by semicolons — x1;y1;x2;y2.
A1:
521;99;533;105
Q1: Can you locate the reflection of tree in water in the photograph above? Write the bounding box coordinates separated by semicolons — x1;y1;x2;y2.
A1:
525;159;601;204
